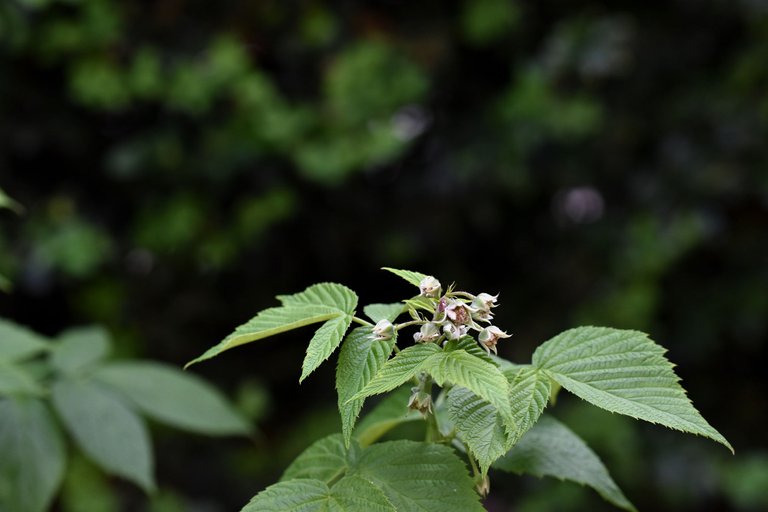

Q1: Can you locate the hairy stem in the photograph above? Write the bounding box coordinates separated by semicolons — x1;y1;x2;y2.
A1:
351;316;373;327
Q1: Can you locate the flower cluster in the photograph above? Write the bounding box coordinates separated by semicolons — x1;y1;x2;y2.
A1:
412;276;511;355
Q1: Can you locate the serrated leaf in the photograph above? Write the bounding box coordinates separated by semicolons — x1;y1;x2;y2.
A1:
350;440;484;512
336;327;396;445
505;365;550;448
94;362;249;435
242;476;396;512
0;319;50;361
0;359;44;396
448;386;508;475
51;379;154;491
50;326;111;376
423;346;514;429
354;386;421;447
351;343;441;401
301;314;354;382
187;283;358;371
402;295;435;314
494;415;636;511
381;267;429;287
532;326;732;452
453;336;497;366
363;303;404;323
281;434;356;483
0;397;65;512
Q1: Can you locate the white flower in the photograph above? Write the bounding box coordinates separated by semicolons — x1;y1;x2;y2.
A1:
471;293;499;323
371;319;395;341
414;322;440;343
478;326;511;355
419;276;442;298
444;300;472;325
443;322;468;340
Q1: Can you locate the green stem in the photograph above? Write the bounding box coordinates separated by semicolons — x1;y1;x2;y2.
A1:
351;316;373;327
396;319;426;331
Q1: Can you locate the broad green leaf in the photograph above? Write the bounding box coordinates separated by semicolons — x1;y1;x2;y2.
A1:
351;343;441;400
336;327;396;445
187;283;358;373
50;326;111;376
242;476;395;512
495;415;635;511
532;326;732;452
0;359;43;396
447;386;508;475
0;319;49;361
94;362;249;435
453;336;497;366
281;434;356;483
301;314;354;382
186;305;339;367
51;379;154;491
505;365;550;447
402;295;435;314
0;397;65;512
423;346;514;428
351;440;484;512
363;303;403;323
354;386;421;447
381;267;429;288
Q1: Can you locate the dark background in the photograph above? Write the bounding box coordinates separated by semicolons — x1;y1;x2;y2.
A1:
1;0;767;510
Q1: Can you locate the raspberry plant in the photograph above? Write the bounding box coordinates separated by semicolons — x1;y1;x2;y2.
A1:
188;268;732;511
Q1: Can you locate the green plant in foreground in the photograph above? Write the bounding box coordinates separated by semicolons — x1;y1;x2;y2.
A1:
0;321;249;512
188;268;733;511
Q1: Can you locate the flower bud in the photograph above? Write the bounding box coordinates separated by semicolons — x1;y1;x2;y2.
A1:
478;326;511;355
415;322;441;343
475;475;491;497
371;319;395;341
408;388;433;415
419;276;442;298
443;322;468;340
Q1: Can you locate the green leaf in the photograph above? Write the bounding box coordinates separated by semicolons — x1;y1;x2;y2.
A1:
94;362;249;435
0;319;49;362
51;379;154;491
336;327;396;445
0;359;44;396
494;415;636;511
505;365;550;447
281;434;355;483
381;267;429;288
351;343;441;400
447;386;508;475
50;326;111;376
186;283;358;375
363;303;404;323
351;440;484;512
354;386;421;447
301;314;354;383
532;326;732;452
0;397;65;512
423;345;514;429
242;476;395;512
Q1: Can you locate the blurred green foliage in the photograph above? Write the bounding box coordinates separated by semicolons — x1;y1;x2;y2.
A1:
1;0;767;510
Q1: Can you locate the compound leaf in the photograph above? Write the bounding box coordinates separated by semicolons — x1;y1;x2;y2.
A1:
505;365;551;448
242;476;395;512
186;283;358;371
336;327;396;445
381;268;429;288
94;361;249;435
0;397;65;512
424;345;513;428
363;303;404;323
351;440;484;512
447;386;508;475
281;434;355;483
532;326;732;452
495;415;635;511
51;379;154;491
0;319;49;362
50;326;111;376
351;343;441;401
